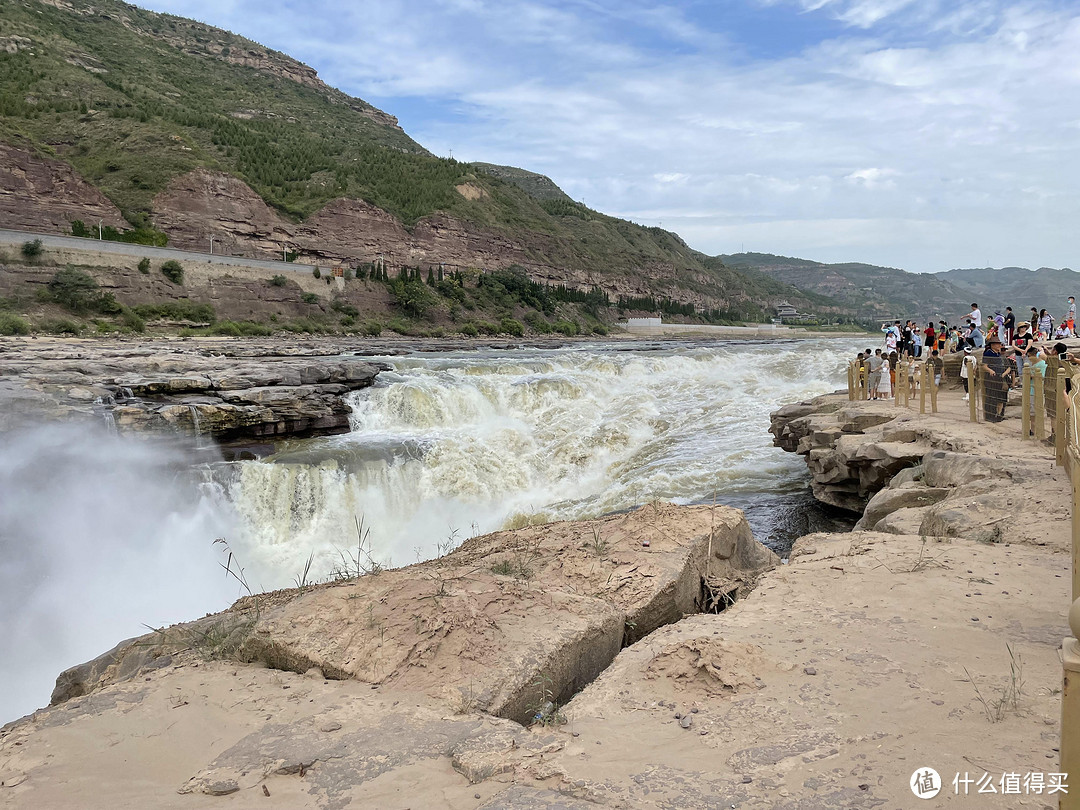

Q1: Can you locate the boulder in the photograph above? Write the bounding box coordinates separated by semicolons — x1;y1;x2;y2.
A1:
854;486;950;531
49;504;776;727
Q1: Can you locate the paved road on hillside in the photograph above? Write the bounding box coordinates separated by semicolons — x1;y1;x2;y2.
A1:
0;228;312;273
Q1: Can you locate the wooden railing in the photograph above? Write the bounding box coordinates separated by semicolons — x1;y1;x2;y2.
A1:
1059;365;1080;809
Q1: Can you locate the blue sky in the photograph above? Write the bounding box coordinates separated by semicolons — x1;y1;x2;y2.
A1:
138;0;1080;272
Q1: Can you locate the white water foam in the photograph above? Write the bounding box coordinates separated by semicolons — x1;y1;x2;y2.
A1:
0;426;240;725
225;339;862;584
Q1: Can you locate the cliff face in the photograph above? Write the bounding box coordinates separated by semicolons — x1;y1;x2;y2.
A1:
146;167;693;303
0;142;129;234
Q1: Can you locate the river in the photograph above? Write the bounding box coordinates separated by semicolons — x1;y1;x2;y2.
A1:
0;336;862;724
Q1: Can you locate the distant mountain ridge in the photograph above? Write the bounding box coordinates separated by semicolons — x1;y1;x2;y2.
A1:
721;253;1078;323
936;267;1080;316
720;253;972;320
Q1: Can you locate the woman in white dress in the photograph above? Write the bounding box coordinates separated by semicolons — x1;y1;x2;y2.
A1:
877;357;892;398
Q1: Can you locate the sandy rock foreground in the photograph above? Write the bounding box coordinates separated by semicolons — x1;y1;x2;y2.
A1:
0;394;1072;809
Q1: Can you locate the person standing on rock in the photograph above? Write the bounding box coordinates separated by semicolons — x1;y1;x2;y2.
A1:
1003;307;1016;344
970;303;983;329
877;354;892;399
1067;296;1077;337
1038;309;1054;340
960;347;977;401
883;323;898;353
981;337;1008;422
930;350;943;388
868;349;884;400
1013;322;1032;382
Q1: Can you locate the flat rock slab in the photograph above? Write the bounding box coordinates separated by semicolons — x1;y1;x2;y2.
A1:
47;504;776;729
0;337;385;441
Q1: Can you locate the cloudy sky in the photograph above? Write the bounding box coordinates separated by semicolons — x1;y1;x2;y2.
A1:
139;0;1080;272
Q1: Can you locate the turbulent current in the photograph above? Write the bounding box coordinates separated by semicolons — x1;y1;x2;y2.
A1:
224;338;860;584
0;337;858;724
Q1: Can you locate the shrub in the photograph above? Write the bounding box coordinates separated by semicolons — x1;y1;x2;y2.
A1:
387;278;438;318
459;323;479;337
553;320;580;336
386;317;417;335
161;260;184;285
499;317;524;337
46;268;119;314
132;301;216;324
209;320;273;337
301;292;319;304
313;266;321;279
359;320;382;336
120;308;146;333
39;318;82;335
282;317;332;334
95;320;118;334
525;312;552;334
475;321;500;336
0;312;31;336
330;298;359;318
269;275;288;287
137;257;151;274
21;239;43;259
592;323;609;336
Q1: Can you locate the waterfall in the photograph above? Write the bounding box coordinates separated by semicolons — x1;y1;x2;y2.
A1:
188;405;204;449
223;338;863;585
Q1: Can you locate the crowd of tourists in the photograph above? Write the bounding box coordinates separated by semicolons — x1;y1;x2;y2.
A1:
854;298;1077;423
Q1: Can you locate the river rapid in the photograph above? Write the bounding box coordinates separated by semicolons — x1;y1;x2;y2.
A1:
0;336;861;724
223;338;861;583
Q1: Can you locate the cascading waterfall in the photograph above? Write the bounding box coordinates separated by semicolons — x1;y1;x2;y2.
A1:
225;338;863;585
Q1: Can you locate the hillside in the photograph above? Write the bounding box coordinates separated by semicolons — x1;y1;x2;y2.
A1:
721;252;974;321
0;0;832;321
935;266;1080;315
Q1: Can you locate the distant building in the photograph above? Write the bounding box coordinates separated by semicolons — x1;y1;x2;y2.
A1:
776;302;800;317
775;302;815;323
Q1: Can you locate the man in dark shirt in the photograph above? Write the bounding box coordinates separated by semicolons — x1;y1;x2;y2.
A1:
1003;307;1016;344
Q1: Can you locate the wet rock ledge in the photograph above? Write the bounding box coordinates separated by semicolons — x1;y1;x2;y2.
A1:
0;338;387;443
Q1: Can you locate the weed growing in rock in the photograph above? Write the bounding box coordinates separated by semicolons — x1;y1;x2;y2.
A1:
963;644;1025;722
293;550;315;593
530;673;567;727
583;526;608;557
329;515;383;581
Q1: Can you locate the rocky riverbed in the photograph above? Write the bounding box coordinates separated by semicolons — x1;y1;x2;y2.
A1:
0;388;1071;809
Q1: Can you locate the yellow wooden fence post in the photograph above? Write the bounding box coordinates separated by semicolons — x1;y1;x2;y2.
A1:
929;358;938;413
920;362;927;414
1058;368;1068;466
1035;372;1047;441
969;362;979;423
1022;366;1031;439
1061;383;1080;810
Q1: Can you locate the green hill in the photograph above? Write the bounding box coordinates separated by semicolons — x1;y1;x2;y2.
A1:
0;0;837;320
